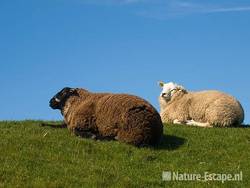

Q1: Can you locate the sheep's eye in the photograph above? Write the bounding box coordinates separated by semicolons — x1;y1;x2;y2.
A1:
55;98;60;102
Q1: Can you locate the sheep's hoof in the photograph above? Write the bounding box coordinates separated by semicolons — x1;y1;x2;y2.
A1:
173;119;183;124
186;120;212;128
91;134;97;140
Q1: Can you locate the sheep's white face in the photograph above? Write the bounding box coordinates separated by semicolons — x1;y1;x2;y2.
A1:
158;81;183;101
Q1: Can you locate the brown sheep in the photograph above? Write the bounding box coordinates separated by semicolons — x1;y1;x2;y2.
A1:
49;87;163;146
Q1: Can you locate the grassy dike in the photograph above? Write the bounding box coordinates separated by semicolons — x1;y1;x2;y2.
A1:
0;121;249;187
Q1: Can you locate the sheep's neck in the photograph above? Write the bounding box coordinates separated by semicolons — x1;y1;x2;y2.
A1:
159;96;168;113
171;91;187;101
62;96;80;125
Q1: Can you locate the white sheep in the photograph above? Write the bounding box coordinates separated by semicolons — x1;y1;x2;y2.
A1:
158;81;244;127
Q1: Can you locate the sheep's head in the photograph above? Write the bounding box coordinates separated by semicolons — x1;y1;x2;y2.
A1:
158;81;186;101
49;87;77;110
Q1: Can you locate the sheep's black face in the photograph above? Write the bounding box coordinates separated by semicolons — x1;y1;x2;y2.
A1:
49;87;76;110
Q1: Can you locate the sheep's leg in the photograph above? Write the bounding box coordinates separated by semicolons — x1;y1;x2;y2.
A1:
173;119;183;124
78;131;98;140
73;126;99;140
40;122;67;128
186;120;212;128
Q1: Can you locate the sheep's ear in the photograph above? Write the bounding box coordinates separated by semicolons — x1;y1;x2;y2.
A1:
158;81;165;88
177;85;185;90
176;85;187;93
69;88;76;93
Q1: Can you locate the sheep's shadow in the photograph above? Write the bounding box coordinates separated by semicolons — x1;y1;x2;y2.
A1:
39;123;186;149
226;124;250;128
155;134;186;150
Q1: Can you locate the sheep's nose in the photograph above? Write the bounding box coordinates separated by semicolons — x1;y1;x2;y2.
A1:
49;99;54;105
49;98;57;105
161;93;167;97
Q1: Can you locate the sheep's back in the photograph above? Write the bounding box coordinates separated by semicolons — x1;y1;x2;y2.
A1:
95;94;158;127
190;90;244;125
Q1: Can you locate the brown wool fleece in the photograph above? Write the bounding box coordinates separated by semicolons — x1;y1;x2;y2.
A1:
61;89;163;146
159;90;244;127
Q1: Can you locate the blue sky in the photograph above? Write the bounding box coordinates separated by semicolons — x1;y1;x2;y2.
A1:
0;0;250;123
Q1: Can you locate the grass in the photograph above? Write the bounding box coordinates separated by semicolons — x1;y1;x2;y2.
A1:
0;121;249;188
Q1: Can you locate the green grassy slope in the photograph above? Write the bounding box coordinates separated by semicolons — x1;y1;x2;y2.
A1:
0;121;249;187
